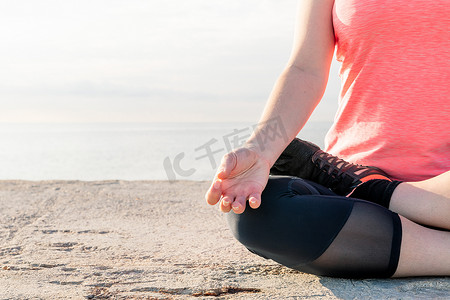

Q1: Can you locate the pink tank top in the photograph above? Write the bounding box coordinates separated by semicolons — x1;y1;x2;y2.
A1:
325;0;450;181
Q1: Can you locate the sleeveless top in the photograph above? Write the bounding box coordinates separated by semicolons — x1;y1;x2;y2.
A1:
325;0;450;181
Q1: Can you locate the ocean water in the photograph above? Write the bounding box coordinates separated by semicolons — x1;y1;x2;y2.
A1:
0;121;332;181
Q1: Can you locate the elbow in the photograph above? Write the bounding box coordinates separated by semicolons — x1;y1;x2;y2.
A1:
281;64;329;99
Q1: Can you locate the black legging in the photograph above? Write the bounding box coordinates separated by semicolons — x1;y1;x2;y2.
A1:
226;175;402;278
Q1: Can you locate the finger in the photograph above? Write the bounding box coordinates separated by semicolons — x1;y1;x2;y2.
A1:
205;180;222;205
217;152;237;179
221;195;232;207
232;195;246;214
248;193;261;209
219;196;233;213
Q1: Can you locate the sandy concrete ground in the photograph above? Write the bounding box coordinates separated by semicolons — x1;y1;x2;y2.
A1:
0;180;448;299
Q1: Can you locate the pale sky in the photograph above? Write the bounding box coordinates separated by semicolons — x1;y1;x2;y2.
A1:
0;0;340;123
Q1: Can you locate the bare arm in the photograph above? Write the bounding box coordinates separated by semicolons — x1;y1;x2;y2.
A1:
247;0;336;166
206;0;336;213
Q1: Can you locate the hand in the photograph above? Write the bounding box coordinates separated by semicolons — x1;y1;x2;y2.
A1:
205;146;271;214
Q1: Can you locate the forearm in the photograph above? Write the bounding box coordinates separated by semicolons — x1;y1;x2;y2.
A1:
245;64;328;166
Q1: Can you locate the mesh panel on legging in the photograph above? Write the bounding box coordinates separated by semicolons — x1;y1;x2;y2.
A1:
298;200;402;278
226;176;402;279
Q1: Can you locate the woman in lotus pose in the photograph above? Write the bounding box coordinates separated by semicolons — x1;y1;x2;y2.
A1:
205;0;449;278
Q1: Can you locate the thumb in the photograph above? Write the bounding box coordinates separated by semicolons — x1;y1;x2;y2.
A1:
217;151;237;179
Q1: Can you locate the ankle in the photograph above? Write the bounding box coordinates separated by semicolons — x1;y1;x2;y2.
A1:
349;180;403;208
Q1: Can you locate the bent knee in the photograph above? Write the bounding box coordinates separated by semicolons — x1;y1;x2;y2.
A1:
225;176;353;268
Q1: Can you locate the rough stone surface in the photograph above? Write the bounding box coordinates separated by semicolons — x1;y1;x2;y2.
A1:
0;180;448;299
